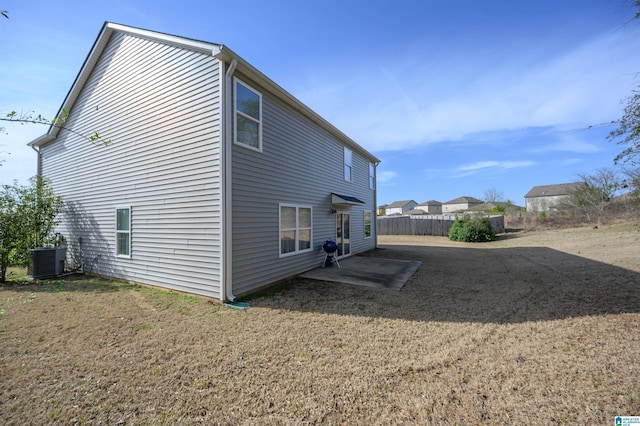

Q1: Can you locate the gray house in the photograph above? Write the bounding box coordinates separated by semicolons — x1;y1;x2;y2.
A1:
442;196;483;213
525;182;585;212
29;22;380;301
384;200;418;215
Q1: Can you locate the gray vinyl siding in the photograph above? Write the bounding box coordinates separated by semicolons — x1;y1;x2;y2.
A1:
231;74;376;296
39;32;223;298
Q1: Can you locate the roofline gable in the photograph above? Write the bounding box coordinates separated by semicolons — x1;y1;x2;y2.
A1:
31;22;222;145
30;22;380;163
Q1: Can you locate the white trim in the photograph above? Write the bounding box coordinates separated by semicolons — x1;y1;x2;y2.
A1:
106;22;221;55
279;203;313;258
369;162;375;190
335;211;351;258
115;206;132;259
222;58;237;302
344;147;353;182
233;77;263;152
364;210;372;239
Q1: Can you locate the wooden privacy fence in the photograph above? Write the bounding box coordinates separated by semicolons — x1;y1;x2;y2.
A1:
377;215;505;236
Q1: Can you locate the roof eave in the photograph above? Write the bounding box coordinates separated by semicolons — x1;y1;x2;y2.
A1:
28;134;54;148
29;22;379;165
215;46;380;164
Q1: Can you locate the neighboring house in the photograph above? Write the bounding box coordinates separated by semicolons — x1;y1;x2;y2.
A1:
384;200;418;215
468;201;523;214
442;196;484;213
524;182;585;212
29;22;380;301
414;200;443;215
377;204;389;216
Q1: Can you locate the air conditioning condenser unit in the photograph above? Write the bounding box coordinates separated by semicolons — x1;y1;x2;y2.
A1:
28;247;67;279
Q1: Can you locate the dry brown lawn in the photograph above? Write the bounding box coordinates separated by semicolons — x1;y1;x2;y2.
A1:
1;222;639;425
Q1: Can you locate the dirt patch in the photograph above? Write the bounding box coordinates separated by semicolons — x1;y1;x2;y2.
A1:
1;223;639;424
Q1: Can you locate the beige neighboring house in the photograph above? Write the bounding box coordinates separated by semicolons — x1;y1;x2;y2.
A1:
377;204;389;216
411;200;443;215
524;182;585;212
442;196;484;213
383;200;418;215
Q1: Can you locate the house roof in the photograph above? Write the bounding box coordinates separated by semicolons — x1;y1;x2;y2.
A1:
29;22;380;164
386;200;417;208
417;200;442;206
443;196;483;204
524;182;585;198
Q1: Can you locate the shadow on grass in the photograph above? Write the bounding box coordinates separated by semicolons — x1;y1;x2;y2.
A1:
249;244;640;324
0;273;133;294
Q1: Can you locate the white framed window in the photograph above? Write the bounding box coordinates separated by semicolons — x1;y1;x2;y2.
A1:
279;204;312;257
234;78;262;151
364;211;372;238
344;147;352;182
115;206;131;258
369;162;375;190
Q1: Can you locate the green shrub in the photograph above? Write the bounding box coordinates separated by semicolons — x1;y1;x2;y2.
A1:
448;217;496;242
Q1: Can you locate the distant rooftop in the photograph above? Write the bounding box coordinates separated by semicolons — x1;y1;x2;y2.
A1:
443;196;483;204
417;200;442;206
525;182;585;198
386;199;417;208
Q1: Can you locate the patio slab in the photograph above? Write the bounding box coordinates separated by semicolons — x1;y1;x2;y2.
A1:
299;256;422;291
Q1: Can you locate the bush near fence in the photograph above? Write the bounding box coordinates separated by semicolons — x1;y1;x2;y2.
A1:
377;215;505;236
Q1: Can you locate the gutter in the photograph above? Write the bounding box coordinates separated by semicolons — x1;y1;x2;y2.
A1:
28;134;54;175
221;58;238;302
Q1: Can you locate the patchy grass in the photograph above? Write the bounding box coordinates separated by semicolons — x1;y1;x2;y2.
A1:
1;222;639;424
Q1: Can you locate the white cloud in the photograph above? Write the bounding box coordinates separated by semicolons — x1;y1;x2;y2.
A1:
297;29;640;153
451;160;536;178
376;170;398;184
456;160;536;172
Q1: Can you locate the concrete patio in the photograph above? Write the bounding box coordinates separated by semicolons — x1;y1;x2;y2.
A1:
299;256;422;291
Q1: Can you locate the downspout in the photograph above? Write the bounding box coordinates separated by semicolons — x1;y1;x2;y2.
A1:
374;161;380;249
222;57;238;302
31;144;42;176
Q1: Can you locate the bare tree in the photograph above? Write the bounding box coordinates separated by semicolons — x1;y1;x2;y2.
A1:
608;1;640;165
563;168;622;223
483;187;505;203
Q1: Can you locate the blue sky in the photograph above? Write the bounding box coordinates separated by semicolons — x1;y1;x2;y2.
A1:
1;0;639;206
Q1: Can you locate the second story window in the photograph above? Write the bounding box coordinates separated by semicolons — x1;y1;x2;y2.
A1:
234;78;262;151
344;147;352;182
369;162;375;189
